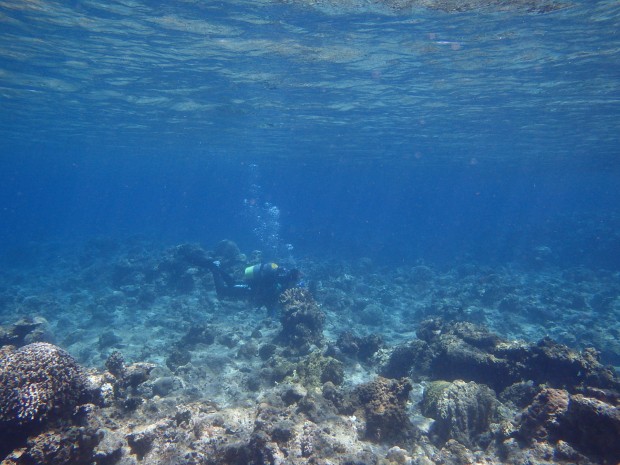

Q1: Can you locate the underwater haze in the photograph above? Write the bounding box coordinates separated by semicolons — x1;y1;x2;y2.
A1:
0;0;619;268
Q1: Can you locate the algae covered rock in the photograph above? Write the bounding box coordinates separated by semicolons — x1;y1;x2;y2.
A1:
290;351;345;387
516;387;620;464
417;320;516;390
516;387;570;442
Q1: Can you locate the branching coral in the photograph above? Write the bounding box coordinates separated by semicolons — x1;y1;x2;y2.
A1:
0;343;89;430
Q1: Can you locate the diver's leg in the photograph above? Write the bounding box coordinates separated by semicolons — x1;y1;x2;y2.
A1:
209;265;251;299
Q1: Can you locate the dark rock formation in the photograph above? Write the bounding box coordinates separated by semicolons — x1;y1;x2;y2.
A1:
1;426;101;465
154;248;199;294
379;339;432;379
126;427;157;460
212;239;244;267
182;324;216;347
385;319;620;393
166;345;191;372
166;243;212;268
561;394;620;463
0;316;52;348
336;331;383;362
281;384;307;406
258;343;277;360
109;254;154;290
498;381;539;409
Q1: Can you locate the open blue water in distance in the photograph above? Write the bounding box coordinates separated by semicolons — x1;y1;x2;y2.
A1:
0;0;619;269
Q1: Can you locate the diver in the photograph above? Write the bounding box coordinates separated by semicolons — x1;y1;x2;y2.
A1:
206;261;301;314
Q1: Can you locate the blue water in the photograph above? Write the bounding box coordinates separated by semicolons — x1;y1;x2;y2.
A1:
0;0;619;269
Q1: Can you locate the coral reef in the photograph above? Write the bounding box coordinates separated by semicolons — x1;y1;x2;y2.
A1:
517;387;570;442
1;240;619;465
263;350;345;389
278;288;325;350
105;350;127;379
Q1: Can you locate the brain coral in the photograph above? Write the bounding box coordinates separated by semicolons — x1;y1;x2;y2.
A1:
0;342;89;430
